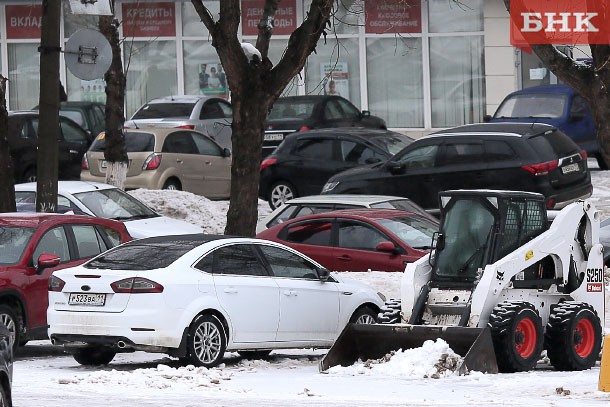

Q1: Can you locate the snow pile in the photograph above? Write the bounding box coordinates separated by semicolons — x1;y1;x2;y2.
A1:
128;189;271;234
59;363;234;391
327;339;462;379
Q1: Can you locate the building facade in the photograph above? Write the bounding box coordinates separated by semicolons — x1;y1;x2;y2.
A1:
0;0;549;135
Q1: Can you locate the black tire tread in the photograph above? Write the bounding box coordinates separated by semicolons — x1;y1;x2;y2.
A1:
488;301;543;373
73;347;116;366
545;301;602;371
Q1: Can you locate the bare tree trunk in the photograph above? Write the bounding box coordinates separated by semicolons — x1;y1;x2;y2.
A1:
192;0;333;236
36;0;61;212
0;76;16;212
99;11;128;189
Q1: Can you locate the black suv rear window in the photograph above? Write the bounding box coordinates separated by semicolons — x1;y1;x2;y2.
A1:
132;103;195;119
527;130;579;161
90;132;155;152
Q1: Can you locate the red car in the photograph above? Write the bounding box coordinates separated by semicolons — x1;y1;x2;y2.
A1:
256;209;439;272
0;213;131;349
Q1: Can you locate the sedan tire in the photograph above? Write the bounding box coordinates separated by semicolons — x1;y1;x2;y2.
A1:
350;306;378;324
269;181;296;209
186;314;227;368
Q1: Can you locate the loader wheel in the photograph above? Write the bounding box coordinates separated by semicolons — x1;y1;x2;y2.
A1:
350;306;377;324
489;302;543;373
545;302;602;371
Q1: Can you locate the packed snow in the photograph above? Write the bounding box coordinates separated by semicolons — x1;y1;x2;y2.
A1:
11;164;610;406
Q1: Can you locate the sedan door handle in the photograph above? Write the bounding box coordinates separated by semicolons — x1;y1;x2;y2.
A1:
283;290;297;297
337;255;351;261
176;159;183;164
223;288;238;294
69;150;79;154
205;161;212;165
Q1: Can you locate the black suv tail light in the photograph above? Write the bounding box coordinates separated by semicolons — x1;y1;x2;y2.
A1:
521;160;558;176
260;158;277;172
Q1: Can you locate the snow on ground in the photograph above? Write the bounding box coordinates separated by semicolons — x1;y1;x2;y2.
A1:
11;164;610;406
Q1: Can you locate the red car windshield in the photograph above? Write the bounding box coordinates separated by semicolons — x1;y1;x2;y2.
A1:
376;216;438;249
0;226;35;265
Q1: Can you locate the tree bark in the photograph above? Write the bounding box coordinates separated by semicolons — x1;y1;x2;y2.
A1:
503;0;610;168
0;76;16;212
191;0;333;237
36;0;61;212
99;10;129;190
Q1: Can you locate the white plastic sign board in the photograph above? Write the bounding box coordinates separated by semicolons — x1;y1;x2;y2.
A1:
68;0;113;16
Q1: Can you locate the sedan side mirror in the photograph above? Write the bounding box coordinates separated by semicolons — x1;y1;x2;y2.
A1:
483;114;492;123
36;253;61;274
222;148;231;158
385;161;405;175
317;267;330;282
376;241;398;254
361;110;371;117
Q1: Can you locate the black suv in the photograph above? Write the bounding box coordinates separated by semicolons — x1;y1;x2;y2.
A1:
321;123;592;210
259;128;413;209
8;111;90;183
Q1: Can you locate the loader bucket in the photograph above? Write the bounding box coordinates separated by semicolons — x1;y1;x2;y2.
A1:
320;324;498;375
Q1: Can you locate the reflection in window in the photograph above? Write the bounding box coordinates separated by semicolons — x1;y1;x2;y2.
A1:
124;41;178;117
396;145;438;169
8;43;40;110
294;139;334;160
33;227;70;263
366;38;423;127
196;245;267;276
337;223;388;251
258;245;319;279
72;225;105;259
428;0;483;33
430;36;485;127
285;222;332;246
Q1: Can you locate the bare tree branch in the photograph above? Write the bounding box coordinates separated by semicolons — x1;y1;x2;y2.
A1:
190;0;217;34
255;0;281;59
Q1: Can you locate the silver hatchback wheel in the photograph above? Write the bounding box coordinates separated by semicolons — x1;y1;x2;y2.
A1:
355;313;376;324
187;314;226;368
269;182;295;209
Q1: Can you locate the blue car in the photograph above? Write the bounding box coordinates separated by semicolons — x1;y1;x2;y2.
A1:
487;84;607;170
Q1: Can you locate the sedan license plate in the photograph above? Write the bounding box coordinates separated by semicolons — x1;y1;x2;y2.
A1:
68;293;106;306
561;163;579;174
264;133;284;141
101;160;130;169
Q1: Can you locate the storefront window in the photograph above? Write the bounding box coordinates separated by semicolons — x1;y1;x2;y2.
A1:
8;44;40;110
183;40;221;96
428;0;483;33
182;1;218;37
124;41;178;117
63;1;99;37
366;37;423;127
305;38;360;105
327;0;361;35
429;36;485;127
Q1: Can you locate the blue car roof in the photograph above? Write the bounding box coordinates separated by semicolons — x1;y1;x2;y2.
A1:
508;84;575;96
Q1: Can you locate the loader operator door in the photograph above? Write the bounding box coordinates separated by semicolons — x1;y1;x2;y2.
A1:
434;197;496;284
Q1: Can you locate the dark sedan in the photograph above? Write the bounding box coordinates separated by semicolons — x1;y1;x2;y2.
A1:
8;111;90;183
256;208;439;272
263;95;386;156
259;128;413;209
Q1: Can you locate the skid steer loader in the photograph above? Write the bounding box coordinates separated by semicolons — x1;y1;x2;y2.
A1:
320;190;605;374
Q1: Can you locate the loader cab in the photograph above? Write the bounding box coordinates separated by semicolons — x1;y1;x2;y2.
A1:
432;190;548;287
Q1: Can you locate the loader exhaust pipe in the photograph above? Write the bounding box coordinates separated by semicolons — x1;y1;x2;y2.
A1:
320;324;498;375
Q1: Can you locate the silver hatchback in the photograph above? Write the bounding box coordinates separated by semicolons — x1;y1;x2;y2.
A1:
125;95;233;149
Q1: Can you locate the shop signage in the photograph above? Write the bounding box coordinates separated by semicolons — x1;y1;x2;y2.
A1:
510;0;609;46
5;4;42;39
242;0;297;35
365;0;421;34
122;2;176;37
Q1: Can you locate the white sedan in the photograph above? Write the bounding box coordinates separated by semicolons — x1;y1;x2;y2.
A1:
48;236;385;367
15;181;202;238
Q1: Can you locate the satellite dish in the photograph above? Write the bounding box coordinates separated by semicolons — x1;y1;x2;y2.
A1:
65;29;112;80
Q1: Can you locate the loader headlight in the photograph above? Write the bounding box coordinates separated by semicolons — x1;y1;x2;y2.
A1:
322;181;339;193
377;292;386;302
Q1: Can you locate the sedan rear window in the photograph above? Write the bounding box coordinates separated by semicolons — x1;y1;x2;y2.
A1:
86;240;203;270
132;103;195;119
268;100;315;119
90;132;155;152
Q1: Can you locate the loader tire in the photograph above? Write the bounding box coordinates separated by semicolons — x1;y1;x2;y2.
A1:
489;302;543;373
545;302;602;371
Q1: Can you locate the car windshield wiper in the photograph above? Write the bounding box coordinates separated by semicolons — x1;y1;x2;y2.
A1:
112;214;158;221
413;245;433;250
456;242;487;275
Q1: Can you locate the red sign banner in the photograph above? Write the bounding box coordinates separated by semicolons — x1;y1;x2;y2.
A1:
5;4;42;39
365;0;421;34
510;0;610;46
122;2;176;37
241;0;297;35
